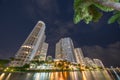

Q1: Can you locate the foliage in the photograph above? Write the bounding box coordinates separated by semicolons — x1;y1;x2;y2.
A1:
74;4;103;24
73;0;120;24
30;60;45;65
74;0;93;24
89;5;103;22
23;64;30;68
94;0;119;11
0;59;9;65
9;57;15;61
108;11;120;24
94;3;113;12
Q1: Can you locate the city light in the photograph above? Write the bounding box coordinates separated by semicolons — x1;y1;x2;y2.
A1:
0;21;119;80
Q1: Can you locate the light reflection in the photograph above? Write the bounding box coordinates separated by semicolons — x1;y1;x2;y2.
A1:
33;73;40;80
107;70;116;80
5;73;12;80
0;70;119;80
41;72;49;80
25;73;33;80
74;71;77;80
55;72;58;80
49;71;69;80
91;71;99;80
59;72;64;80
69;71;76;80
50;72;54;80
0;73;5;80
111;67;120;80
82;71;87;80
84;70;94;80
102;70;112;80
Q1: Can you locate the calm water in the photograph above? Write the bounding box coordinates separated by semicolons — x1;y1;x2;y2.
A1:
0;70;120;80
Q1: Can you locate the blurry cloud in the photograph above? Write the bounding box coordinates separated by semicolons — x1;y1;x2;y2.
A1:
22;0;59;22
82;41;120;66
108;41;120;48
54;21;74;35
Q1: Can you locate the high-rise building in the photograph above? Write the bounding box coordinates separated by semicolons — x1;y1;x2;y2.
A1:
55;37;76;62
93;59;105;68
74;48;85;66
84;57;95;67
34;42;48;61
10;21;48;67
55;42;62;59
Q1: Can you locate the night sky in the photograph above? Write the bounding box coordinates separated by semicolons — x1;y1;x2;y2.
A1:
0;0;120;67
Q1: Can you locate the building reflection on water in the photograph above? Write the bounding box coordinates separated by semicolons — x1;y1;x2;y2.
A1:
0;69;120;80
4;21;119;80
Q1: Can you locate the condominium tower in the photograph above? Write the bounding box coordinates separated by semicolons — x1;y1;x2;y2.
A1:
74;48;85;66
93;59;105;68
55;38;76;62
34;42;48;61
84;57;96;67
10;21;48;67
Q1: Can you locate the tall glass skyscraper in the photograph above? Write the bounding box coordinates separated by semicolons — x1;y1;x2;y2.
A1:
55;37;76;62
10;21;48;67
84;57;95;67
34;42;48;61
93;59;105;68
74;48;85;65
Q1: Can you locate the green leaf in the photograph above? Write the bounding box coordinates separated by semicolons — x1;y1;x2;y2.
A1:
89;5;103;22
108;11;120;24
94;3;114;12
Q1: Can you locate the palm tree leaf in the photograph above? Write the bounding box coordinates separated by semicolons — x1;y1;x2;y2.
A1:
108;11;120;24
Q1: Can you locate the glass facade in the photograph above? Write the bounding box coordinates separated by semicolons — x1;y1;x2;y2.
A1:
55;38;76;62
74;48;85;65
10;21;48;67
